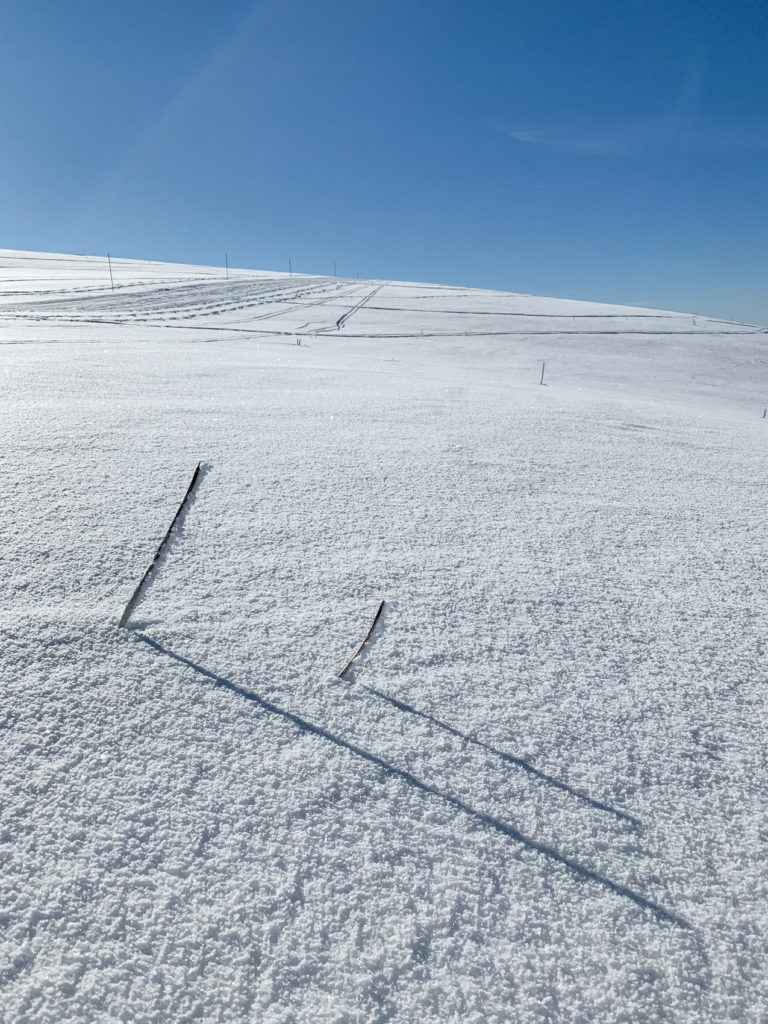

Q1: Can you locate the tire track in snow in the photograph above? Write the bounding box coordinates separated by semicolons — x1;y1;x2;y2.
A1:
230;282;367;326
322;282;384;332
0;277;325;321
310;327;764;339
1;279;366;333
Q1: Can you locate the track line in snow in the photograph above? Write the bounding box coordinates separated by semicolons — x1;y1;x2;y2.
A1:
232;282;365;326
0;279;366;334
307;328;765;338
328;283;385;331
1;276;329;321
136;634;689;929
363;306;700;320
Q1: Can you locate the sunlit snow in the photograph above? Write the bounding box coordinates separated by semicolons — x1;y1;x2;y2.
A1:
1;249;766;1022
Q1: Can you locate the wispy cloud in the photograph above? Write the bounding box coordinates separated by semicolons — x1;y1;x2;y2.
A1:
495;114;768;155
69;1;275;231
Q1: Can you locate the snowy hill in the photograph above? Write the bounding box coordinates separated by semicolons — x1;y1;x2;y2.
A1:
1;249;766;1022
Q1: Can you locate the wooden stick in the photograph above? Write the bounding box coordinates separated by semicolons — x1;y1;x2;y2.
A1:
338;601;385;678
118;462;205;628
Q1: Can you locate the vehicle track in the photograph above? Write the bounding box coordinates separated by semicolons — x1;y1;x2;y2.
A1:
225;281;368;326
0;277;341;325
320;282;385;332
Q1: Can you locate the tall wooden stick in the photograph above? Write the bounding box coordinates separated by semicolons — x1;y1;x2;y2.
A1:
118;463;205;628
107;252;115;292
539;360;546;385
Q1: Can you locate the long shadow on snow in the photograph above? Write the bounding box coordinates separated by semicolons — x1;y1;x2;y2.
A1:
136;634;688;930
359;683;639;826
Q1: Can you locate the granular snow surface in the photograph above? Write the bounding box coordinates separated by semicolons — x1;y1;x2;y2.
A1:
1;249;767;1023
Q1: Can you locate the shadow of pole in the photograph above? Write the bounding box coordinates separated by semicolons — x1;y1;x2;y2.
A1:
360;683;639;826
135;634;688;930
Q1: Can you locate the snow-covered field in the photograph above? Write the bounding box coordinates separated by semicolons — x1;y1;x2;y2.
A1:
1;249;766;1023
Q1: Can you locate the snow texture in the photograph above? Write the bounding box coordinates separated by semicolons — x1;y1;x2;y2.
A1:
1;249;767;1022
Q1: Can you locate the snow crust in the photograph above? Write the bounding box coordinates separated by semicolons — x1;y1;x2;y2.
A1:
1;249;767;1022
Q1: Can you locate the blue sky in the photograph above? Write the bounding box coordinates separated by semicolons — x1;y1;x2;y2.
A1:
1;0;766;322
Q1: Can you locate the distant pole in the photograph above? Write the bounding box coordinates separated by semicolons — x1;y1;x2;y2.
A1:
225;253;229;279
356;270;359;280
333;261;337;277
289;258;292;276
107;252;114;292
539;361;546;385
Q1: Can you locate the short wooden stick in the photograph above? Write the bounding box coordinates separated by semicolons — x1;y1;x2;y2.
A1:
118;462;205;628
338;601;385;678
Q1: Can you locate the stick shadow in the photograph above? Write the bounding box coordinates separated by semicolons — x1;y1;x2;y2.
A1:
359;683;639;826
136;634;688;930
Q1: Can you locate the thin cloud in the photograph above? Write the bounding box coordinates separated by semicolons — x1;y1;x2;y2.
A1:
495;114;768;155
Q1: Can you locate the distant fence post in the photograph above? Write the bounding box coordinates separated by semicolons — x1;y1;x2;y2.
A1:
107;253;114;292
539;361;546;385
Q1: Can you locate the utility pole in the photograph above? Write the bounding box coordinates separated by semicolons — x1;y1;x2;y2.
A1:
289;258;292;276
225;253;229;279
107;253;114;292
333;261;337;277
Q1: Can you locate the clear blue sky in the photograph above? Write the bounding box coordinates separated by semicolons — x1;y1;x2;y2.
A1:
1;0;767;322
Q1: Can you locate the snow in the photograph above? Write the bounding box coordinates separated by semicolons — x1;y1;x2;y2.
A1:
1;248;767;1022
